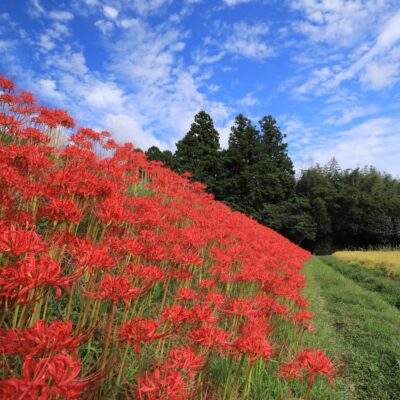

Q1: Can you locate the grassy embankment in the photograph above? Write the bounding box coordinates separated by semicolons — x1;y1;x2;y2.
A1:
303;257;400;400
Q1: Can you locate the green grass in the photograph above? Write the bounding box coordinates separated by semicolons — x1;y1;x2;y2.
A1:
303;257;400;400
322;256;400;309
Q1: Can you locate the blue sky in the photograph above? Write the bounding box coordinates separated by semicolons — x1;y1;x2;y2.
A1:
1;0;400;175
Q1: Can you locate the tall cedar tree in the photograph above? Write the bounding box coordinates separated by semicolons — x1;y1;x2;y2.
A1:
174;111;221;194
221;114;261;213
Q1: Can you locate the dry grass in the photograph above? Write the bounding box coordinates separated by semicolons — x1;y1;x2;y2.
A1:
333;251;400;276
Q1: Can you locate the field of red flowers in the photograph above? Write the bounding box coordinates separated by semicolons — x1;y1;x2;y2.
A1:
0;76;335;399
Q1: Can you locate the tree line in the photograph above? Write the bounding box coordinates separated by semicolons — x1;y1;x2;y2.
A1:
146;111;400;254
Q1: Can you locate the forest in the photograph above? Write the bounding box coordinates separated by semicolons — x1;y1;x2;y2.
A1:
146;111;400;254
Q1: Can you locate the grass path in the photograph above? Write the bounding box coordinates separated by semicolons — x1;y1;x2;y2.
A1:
322;256;400;310
303;257;400;400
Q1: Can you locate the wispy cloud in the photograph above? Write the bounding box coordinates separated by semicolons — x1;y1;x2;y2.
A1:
223;22;272;59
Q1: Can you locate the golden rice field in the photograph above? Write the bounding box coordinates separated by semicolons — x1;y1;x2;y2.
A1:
333;251;400;276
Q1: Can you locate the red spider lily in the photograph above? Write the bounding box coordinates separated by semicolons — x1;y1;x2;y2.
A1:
159;305;190;330
201;291;225;307
0;226;46;256
19;91;37;104
41;197;83;224
136;368;186;400
126;263;166;284
222;297;258;317
18;127;50;144
33;106;75;129
84;274;144;307
175;287;198;302
117;317;168;354
278;360;303;379
165;345;204;376
187;304;220;325
0;75;15;91
291;309;315;331
297;348;335;386
0;320;81;357
0;254;73;304
0;351;88;399
188;326;231;354
232;334;273;363
278;348;335;387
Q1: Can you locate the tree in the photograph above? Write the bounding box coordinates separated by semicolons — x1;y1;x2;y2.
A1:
174;111;221;194
146;146;178;170
221;114;261;212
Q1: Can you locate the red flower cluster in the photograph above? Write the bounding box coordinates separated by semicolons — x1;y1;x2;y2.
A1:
0;75;334;399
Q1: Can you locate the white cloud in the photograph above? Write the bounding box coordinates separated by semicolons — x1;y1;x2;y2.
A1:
130;0;173;16
291;0;387;47
238;93;259;107
284;115;400;176
37;78;65;101
95;19;114;34
103;113;167;149
103;6;119;20
223;22;272;59
360;61;399;90
45;49;89;76
223;0;253;5
0;39;15;51
48;10;74;21
29;0;45;17
294;9;400;95
324;106;379;126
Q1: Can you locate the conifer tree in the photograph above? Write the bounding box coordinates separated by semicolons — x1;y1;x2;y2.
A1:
174;111;221;193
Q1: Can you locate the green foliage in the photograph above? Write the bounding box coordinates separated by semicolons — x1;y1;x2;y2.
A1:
304;257;400;399
322;256;400;309
296;161;400;252
146;146;179;170
145;109;400;252
174;111;222;194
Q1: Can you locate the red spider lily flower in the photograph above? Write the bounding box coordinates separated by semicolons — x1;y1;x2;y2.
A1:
239;317;270;338
198;279;215;289
117;317;168;354
187;304;220;325
0;226;46;256
33;106;75;129
19;127;50;144
69;239;115;272
84;274;144;307
175;287;198;302
159;305;190;331
78;128;101;142
137;368;186;400
297;348;336;386
188;326;231;354
41;197;83;224
0;351;88;399
19;91;37;104
69;132;93;150
222;297;258;317
278;360;303;379
202;291;225;307
0;93;22;104
0;253;72;304
0;320;81;357
165;345;204;377
95;196;127;225
291;310;315;331
232;335;273;363
101;130;111;138
0;75;15;91
126;263;166;284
